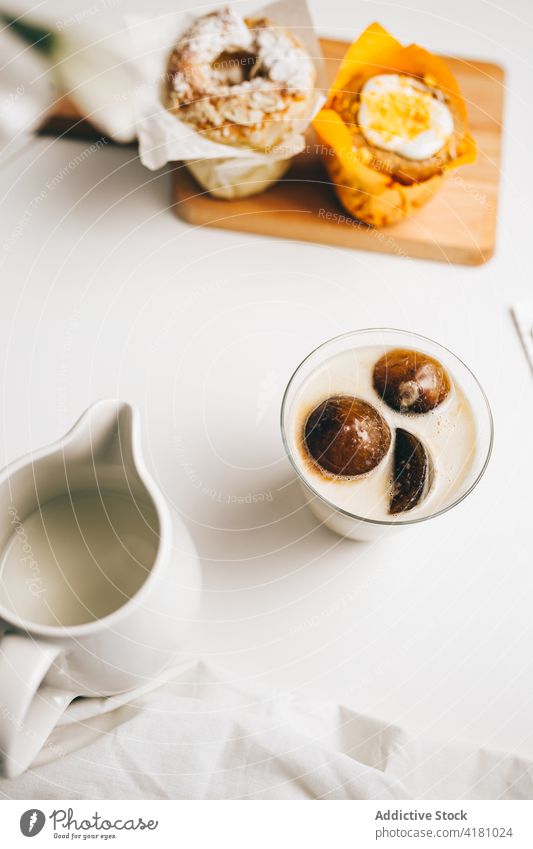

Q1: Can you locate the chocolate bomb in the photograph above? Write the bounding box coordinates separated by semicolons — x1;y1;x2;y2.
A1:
390;428;433;514
373;348;451;414
304;395;391;477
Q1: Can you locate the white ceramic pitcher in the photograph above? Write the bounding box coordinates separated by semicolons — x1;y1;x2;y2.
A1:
0;400;201;778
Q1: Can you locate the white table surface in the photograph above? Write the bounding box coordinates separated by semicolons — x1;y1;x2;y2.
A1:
1;0;532;764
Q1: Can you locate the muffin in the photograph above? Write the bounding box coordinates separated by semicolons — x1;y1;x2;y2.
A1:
165;6;317;197
313;23;476;226
167;6;316;151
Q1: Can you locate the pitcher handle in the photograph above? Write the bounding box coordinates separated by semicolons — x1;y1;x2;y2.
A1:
0;633;73;778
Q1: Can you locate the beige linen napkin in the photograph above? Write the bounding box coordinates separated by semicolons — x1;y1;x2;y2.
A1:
0;661;531;800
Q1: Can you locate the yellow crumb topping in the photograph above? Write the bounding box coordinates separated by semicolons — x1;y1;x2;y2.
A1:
361;78;434;141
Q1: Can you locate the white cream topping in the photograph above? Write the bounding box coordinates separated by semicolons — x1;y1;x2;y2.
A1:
358;74;454;160
171;7;314;98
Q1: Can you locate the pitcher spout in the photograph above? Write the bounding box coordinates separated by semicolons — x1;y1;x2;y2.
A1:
63;398;136;470
61;399;164;516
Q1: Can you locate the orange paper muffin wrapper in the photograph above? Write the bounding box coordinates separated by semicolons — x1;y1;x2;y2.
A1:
313;22;477;227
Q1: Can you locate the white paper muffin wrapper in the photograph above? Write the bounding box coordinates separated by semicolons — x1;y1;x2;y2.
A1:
129;0;325;195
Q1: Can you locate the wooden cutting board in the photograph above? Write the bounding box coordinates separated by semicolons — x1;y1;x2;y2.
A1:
173;38;505;265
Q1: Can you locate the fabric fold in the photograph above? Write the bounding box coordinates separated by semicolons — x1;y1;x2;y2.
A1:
0;661;531;800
